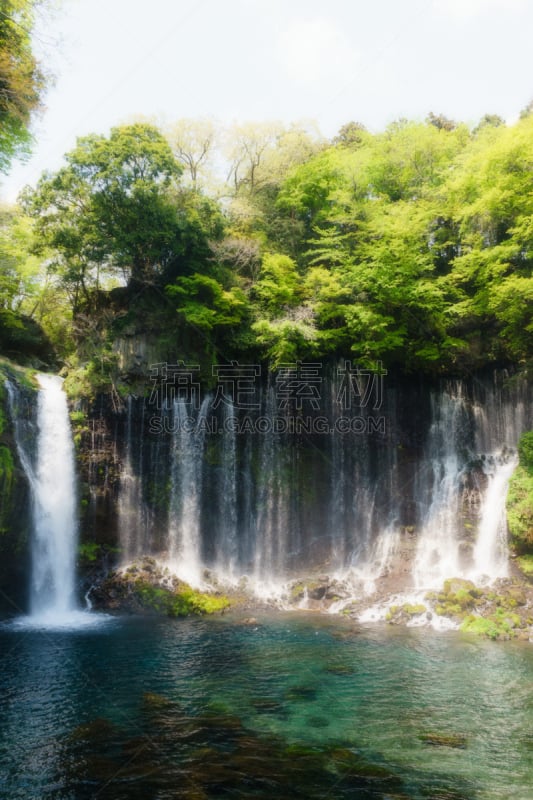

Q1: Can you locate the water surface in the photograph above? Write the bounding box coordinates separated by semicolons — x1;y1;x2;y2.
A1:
0;612;531;799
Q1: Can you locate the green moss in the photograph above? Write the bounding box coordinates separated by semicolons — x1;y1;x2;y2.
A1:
0;445;14;490
403;603;426;616
461;616;502;639
443;577;476;596
386;603;426;622
63;356;118;402
516;554;533;576
507;463;533;554
289;581;305;600
133;579;230;617
460;608;523;640
453;588;476;609
170;587;230;616
78;542;100;563
433;578;483;619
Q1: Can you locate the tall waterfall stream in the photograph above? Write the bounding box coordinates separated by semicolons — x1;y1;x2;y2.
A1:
6;375;98;627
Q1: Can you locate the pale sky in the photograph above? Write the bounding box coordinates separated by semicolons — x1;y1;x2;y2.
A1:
2;0;532;202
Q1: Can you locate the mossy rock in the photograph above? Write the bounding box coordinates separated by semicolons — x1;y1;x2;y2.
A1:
92;567;231;617
453;588;477;609
289;581;306;601
432;578;485;619
443;577;477;596
403;603;426;616
386;603;427;623
435;602;464;618
133;578;230;617
460;608;524;640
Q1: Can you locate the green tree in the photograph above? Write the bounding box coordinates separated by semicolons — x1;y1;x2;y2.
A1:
22;124;185;303
0;204;40;310
0;0;47;172
444;114;533;361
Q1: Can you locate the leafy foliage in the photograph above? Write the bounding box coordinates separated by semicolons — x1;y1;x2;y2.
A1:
22;124;185;297
518;432;533;471
0;0;47;172
5;111;533;377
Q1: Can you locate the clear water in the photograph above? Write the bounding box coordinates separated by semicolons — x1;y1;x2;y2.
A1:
0;613;531;799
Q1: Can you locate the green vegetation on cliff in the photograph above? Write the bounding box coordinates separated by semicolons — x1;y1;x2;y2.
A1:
507;432;533;576
0;361;38;607
1;112;533;387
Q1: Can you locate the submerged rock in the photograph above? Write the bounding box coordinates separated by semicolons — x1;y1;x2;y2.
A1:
420;732;468;749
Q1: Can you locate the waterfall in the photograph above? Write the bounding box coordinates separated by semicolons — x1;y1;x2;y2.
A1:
412;377;529;589
81;370;530;597
118;396;150;563
5;379;35;487
167;396;210;584
253;386;290;587
215;400;238;577
413;388;467;589
470;452;516;580
6;375;82;623
328;375;400;590
468;377;526;581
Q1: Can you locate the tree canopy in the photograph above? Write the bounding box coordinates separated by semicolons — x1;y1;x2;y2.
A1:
4;111;533;377
0;0;47;172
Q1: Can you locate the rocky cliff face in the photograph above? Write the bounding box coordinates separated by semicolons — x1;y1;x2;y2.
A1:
0;370;35;612
74;368;532;592
2;361;531;621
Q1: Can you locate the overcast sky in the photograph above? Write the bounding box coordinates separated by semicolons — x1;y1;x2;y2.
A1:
1;0;532;201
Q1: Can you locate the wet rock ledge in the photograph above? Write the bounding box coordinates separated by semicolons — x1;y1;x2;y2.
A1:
89;557;238;617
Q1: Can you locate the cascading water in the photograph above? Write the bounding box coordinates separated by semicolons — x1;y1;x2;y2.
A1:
6;375;84;624
252;386;291;591
167;396;210;584
215;400;238;577
413;388;467;589
413;378;529;589
467;377;527;581
101;372;530;599
118;396;151;563
470;452;516;580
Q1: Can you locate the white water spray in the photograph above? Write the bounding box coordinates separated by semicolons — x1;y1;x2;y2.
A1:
5;375;98;627
167;396;210;585
469;452;516;581
31;374;79;617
